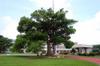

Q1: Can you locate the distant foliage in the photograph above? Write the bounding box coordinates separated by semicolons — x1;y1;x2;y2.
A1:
0;35;12;53
93;44;100;53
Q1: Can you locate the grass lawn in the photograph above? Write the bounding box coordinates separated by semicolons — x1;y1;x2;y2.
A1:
0;56;98;66
95;55;100;57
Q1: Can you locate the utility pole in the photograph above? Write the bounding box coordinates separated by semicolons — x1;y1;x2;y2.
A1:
52;0;54;11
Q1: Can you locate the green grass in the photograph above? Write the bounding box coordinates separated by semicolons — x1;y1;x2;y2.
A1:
94;55;100;58
0;56;98;66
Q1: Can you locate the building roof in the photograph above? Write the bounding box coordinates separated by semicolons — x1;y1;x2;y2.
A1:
72;44;93;48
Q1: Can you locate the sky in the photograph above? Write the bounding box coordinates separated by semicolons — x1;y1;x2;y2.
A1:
0;0;100;45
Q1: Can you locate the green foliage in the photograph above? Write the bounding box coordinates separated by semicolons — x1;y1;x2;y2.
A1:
0;35;12;53
92;45;100;55
25;31;47;41
27;40;45;53
12;35;27;53
78;53;96;56
16;8;77;55
93;45;100;52
17;17;33;33
64;40;74;48
52;36;65;44
12;34;45;53
93;45;100;50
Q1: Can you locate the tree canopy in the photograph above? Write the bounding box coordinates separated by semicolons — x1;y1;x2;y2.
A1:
16;8;77;56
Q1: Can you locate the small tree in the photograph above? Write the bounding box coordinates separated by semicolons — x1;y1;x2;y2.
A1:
0;35;12;53
12;35;27;53
12;32;46;54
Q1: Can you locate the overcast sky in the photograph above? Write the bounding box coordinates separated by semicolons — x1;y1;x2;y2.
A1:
0;0;100;45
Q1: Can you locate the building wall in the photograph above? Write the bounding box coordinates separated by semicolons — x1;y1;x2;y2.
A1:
43;44;71;54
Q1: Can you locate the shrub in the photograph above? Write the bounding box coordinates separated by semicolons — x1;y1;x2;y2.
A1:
78;53;96;56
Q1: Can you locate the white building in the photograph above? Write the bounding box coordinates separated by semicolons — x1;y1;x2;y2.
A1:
72;44;93;54
43;43;71;55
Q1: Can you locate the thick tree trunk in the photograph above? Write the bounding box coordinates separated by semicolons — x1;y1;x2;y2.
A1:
46;42;53;56
46;35;53;56
52;44;56;55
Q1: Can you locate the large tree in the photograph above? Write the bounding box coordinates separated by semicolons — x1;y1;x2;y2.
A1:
0;35;12;53
17;8;77;56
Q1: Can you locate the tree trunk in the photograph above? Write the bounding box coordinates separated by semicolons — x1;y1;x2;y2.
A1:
46;35;53;56
52;44;56;55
